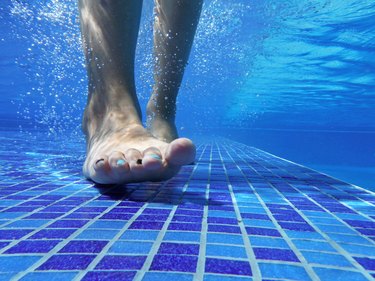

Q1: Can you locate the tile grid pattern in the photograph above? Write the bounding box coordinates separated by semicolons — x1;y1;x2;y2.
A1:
0;132;374;281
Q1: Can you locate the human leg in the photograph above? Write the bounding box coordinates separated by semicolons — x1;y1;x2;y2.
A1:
79;0;196;184
147;0;203;142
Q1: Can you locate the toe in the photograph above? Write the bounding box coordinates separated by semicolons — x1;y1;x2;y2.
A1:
94;156;109;173
142;147;163;170
165;138;196;166
109;151;130;179
125;148;144;173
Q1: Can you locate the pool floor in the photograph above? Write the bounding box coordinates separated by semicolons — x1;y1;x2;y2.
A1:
0;132;374;280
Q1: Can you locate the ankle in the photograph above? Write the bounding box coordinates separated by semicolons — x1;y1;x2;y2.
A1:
146;100;175;123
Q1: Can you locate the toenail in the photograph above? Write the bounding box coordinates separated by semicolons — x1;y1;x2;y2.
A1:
117;159;126;166
96;159;104;165
147;154;161;160
136;159;142;165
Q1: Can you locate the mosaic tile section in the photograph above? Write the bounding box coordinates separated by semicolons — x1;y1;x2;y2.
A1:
0;133;374;281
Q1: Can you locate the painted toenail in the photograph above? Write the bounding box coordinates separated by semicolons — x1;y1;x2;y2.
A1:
117;159;126;166
148;154;161;160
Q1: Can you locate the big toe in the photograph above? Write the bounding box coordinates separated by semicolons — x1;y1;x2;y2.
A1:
165;138;196;166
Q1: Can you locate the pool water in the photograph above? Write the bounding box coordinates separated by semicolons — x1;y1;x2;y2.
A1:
1;0;375;280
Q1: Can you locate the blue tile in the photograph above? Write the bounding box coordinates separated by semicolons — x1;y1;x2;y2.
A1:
239;207;267;214
259;263;310;280
0;273;15;281
302;251;353;267
328;233;372;245
0;212;27;219
164;231;201;242
109;241;153;254
120;230;159;241
0;256;41;272
286;230;324;240
206;244;247;259
82;271;136;281
7;220;48;228
204;275;252;281
339;243;375;256
208;210;237;218
207;233;243;245
249;236;290;249
142;272;193;281
242;219;276;228
293;240;336;252
314;267;368;281
88;220;125;229
76;229;118;240
20;272;78;281
316;224;357;234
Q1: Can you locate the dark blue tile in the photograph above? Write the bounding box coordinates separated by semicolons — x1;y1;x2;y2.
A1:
38;255;96;270
158;242;200;255
95;255;146;270
150;255;198;272
59;240;108;253
82;271;136;281
5;240;60;254
205;258;252;276
30;229;76;239
48;220;89;228
354;257;375;271
254;248;299;262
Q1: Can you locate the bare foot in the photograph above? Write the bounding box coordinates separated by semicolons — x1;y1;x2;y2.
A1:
83;115;195;184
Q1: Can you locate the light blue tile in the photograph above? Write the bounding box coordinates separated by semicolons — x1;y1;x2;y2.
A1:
0;273;16;281
0;212;27;219
109;241;153;254
286;231;324;240
308;217;345;225
207;233;243;245
302;251;353;267
142;272;193;281
204;274;252;281
238;207;267;214
249;236;290;249
314;267;368;281
206;244;247;259
208;210;237;218
120;230;159;241
335;213;369;221
339;243;375;256
84;201;114;207
76;229;118;240
0;200;23;207
20;272;78;281
7;220;47;228
88;220;125;229
164;231;201;242
0;256;41;273
242;219;275;228
147;203;174;209
302;211;333;218
316;224;357;234
328;233;372;245
293;240;336;252
259;263;310;280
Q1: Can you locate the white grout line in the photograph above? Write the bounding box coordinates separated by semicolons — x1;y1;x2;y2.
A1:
223;142;320;281
215;140;262;280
